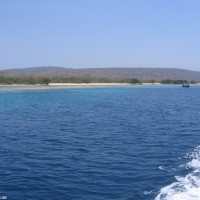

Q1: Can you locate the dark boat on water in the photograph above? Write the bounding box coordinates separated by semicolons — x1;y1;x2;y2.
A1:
182;82;190;87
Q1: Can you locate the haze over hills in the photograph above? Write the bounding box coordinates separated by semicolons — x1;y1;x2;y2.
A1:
1;67;200;81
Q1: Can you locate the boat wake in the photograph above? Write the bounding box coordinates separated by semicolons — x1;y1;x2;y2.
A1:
155;146;200;200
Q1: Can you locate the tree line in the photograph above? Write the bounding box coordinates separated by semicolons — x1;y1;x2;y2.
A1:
0;73;197;85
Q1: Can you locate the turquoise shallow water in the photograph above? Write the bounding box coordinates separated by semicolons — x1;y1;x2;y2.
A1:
0;86;200;199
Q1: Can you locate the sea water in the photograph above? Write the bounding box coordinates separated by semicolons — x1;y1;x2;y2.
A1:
0;86;200;200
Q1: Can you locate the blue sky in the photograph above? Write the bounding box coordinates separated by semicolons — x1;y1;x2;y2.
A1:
0;0;200;71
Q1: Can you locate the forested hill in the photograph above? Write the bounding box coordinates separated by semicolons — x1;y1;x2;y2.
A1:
1;67;200;81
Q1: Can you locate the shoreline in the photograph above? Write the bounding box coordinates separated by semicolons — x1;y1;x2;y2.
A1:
0;82;199;90
0;83;130;90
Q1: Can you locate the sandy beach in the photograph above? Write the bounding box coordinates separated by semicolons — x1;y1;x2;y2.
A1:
0;83;130;90
0;82;199;90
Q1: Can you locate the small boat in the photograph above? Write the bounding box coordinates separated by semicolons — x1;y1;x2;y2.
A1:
182;83;190;87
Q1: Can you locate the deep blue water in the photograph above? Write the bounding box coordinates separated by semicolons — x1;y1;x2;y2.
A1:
0;86;200;200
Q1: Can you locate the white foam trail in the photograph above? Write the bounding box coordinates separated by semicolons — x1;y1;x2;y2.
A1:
159;166;165;171
155;146;200;200
144;190;153;195
187;159;200;169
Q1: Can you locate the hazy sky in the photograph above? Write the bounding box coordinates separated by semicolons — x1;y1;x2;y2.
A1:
0;0;200;70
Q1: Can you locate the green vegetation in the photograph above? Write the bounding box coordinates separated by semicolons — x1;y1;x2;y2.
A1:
0;73;52;85
130;78;140;85
0;73;197;85
161;79;197;84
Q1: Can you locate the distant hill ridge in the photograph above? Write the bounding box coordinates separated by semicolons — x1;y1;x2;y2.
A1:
1;67;200;81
